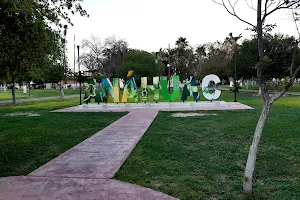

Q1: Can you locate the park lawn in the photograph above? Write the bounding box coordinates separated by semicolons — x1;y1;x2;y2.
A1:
115;93;300;199
242;84;300;92
0;97;125;177
219;83;300;92
0;89;81;101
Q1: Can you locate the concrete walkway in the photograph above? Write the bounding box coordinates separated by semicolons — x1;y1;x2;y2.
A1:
0;94;79;104
0;110;178;199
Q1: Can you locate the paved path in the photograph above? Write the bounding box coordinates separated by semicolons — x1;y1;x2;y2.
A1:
0;94;79;104
0;110;178;199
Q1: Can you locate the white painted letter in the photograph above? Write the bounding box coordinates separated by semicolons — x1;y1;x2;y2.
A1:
202;74;221;100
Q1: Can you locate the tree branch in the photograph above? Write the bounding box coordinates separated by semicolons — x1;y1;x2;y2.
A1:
292;9;300;38
212;0;256;28
262;1;299;22
263;0;269;19
245;0;256;11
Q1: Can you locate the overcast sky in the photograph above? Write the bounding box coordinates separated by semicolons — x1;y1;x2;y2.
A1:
66;0;298;72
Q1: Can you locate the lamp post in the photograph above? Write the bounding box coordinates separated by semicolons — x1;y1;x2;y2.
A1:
229;33;242;102
234;46;238;102
168;44;171;93
77;45;82;105
74;35;76;85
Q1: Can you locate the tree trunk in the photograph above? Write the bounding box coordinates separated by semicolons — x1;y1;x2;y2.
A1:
243;101;271;193
28;82;31;98
243;2;269;191
23;81;27;94
12;81;16;104
3;82;7;92
59;80;65;98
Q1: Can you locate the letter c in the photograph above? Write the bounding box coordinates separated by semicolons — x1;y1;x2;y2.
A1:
202;74;221;100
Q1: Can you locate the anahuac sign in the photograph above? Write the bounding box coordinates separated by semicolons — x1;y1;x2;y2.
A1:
83;71;221;104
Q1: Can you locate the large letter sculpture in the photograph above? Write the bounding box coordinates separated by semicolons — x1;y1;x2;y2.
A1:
83;73;221;104
153;76;160;102
141;77;148;102
202;74;221;100
161;75;180;101
84;79;102;104
101;78;120;103
181;76;200;102
141;76;160;102
121;70;139;103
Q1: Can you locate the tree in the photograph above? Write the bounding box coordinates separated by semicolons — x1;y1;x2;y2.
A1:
103;36;128;77
80;35;128;77
232;39;257;79
157;47;171;76
175;37;189;49
80;35;105;76
173;37;196;78
43;37;67;85
158;37;202;79
0;0;88;103
213;0;300;193
118;49;158;86
193;45;207;79
234;34;300;80
198;40;233;79
0;1;54;102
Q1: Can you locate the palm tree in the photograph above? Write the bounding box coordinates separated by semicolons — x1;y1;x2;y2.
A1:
175;37;189;49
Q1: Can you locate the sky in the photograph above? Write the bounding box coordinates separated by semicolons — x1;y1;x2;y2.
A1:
65;0;298;72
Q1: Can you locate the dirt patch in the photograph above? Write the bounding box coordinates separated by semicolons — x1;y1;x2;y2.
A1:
172;113;217;117
5;112;41;117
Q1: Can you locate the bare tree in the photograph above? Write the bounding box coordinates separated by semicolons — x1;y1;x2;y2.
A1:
103;36;128;77
212;0;300;193
80;35;105;76
80;35;128;77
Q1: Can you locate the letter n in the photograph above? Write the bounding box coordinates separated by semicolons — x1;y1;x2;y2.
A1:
101;78;120;103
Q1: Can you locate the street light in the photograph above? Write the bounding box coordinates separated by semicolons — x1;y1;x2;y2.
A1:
167;64;171;93
229;33;242;102
161;48;171;92
77;45;82;105
168;44;171;93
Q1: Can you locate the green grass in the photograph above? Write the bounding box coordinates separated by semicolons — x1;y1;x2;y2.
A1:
219;83;300;92
1;90;300;199
115;93;300;199
0;97;125;177
0;89;81;100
